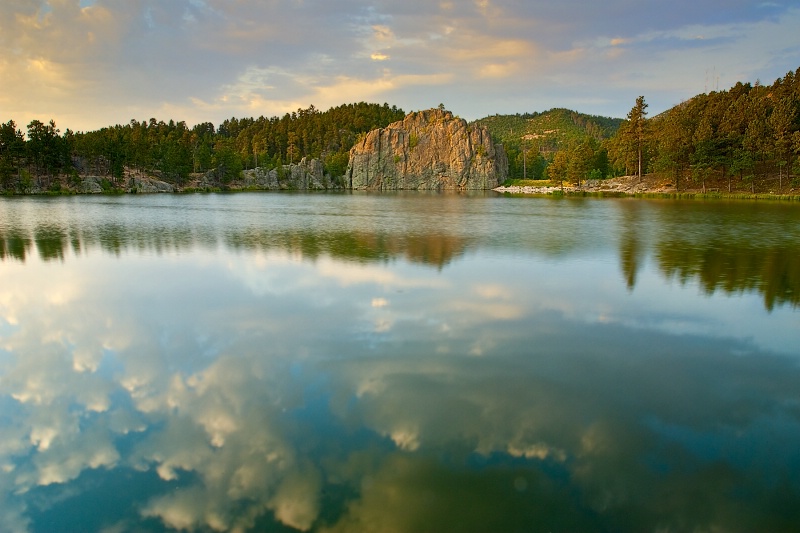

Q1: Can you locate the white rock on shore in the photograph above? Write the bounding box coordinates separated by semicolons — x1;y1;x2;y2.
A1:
493;177;658;195
493;185;565;194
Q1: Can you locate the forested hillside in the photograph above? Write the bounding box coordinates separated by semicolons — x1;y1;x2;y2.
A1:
2;66;800;195
475;109;623;180
605;67;800;193
0;103;404;193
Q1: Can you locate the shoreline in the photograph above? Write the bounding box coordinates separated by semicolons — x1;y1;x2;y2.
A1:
3;173;799;200
493;175;800;200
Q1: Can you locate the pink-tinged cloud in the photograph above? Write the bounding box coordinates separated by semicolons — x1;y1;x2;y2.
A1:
1;0;798;131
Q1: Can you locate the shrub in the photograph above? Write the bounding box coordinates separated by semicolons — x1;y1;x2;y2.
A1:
18;169;33;193
324;151;349;177
68;169;82;188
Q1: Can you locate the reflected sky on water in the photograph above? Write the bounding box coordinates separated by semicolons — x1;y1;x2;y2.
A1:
1;193;799;532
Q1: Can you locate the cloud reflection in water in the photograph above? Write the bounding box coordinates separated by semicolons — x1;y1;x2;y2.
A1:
0;194;799;532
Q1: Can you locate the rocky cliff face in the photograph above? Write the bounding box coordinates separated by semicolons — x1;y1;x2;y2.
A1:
346;109;508;190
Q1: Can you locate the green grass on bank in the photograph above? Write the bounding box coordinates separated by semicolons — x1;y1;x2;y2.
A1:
632;192;800;201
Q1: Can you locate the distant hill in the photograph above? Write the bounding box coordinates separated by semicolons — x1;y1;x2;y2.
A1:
473;109;623;179
474;108;623;152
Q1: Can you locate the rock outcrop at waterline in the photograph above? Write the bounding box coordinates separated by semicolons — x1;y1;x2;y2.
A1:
346;109;508;190
240;158;340;190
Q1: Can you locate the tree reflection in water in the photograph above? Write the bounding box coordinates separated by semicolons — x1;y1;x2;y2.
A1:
0;194;798;532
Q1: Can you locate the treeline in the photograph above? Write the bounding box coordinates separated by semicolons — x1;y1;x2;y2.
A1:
503;67;800;191
546;137;612;187
0;102;405;192
4;66;800;194
477;109;623;181
0;119;72;192
604;67;800;192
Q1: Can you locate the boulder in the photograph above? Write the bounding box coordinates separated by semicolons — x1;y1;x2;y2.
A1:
346;108;508;190
80;176;105;193
127;176;174;193
242;158;340;190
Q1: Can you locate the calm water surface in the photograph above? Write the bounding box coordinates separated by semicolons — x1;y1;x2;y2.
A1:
1;193;799;532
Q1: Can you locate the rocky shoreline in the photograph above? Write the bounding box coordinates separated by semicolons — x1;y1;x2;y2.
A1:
494;175;800;197
5;170;799;198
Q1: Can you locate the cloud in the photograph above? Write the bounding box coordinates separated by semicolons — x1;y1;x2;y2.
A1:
0;0;797;130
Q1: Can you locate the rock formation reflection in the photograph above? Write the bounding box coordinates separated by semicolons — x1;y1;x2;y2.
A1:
1;193;799;530
3;196;800;313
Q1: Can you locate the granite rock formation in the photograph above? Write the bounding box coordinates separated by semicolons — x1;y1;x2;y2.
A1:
241;158;340;190
74;176;174;193
346;109;508;190
127;176;175;193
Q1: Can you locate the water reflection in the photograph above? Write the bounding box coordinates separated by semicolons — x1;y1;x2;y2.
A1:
226;229;469;269
657;240;800;309
617;200;645;291
1;202;470;269
1;194;799;532
0;227;32;262
3;223;470;269
323;328;800;532
648;200;800;310
2;196;799;311
1;251;798;532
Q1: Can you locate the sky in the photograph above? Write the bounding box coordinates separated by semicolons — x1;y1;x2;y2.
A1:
1;0;799;132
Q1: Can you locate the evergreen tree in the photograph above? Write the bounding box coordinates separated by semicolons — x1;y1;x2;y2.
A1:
26;119;68;189
651;106;692;191
566;140;594;188
768;96;796;191
623;96;648;181
547;150;568;190
212;139;243;184
0;120;25;190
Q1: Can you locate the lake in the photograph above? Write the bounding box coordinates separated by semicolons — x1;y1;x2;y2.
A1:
1;192;799;532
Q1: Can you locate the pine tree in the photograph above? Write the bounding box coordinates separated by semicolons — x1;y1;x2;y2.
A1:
624;96;649;181
768;96;796;191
